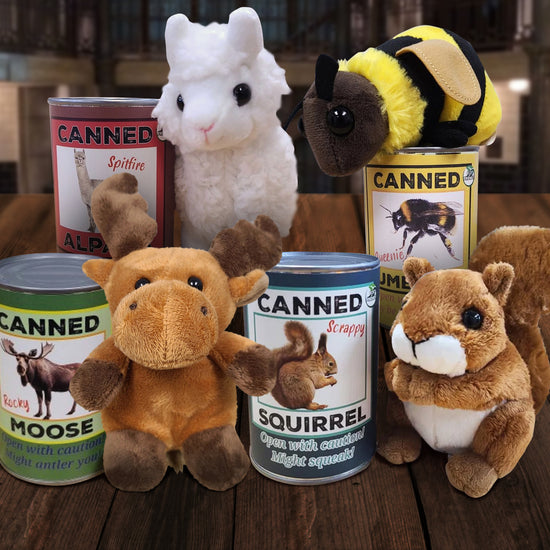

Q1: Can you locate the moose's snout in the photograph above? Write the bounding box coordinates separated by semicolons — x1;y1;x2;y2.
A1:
114;280;218;369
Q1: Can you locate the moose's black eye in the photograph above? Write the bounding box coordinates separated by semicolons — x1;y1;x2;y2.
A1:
176;94;184;112
462;307;483;330
326;105;354;136
188;276;203;291
233;83;251;106
135;278;150;289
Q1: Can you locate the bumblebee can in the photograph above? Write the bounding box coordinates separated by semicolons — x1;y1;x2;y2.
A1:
244;252;379;485
48;97;174;257
0;254;109;485
364;146;479;327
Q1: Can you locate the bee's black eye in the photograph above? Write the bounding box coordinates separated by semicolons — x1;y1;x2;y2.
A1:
233;83;251;107
326;105;354;136
135;278;150;289
188;276;203;291
462;307;483;330
176;94;184;111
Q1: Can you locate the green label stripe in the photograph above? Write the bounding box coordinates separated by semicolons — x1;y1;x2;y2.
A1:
0;428;105;483
0;410;104;443
0;287;107;311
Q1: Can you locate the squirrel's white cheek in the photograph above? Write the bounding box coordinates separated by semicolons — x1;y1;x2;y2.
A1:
415;335;467;377
391;323;419;366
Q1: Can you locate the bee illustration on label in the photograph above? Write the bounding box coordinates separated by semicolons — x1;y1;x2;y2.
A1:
382;199;463;260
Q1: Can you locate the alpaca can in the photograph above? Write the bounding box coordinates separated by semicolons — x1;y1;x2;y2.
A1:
0;253;110;485
48;97;175;257
364;146;479;328
244;252;379;485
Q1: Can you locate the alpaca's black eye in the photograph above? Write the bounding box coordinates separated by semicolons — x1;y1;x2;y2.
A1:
135;278;150;289
188;276;203;291
233;83;251;106
327;105;355;136
176;94;184;111
462;307;483;330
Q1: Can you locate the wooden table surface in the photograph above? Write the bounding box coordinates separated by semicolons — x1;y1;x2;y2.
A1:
0;193;549;550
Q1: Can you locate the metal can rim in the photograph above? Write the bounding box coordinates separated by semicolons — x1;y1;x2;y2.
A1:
0;253;99;294
270;252;379;274
48;97;158;107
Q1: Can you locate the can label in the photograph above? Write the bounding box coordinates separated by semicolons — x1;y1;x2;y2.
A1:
245;265;378;484
0;288;109;484
365;148;478;327
49;100;174;257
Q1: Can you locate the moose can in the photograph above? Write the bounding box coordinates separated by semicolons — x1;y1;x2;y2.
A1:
0;253;110;485
48;97;175;257
244;252;379;485
364;146;479;328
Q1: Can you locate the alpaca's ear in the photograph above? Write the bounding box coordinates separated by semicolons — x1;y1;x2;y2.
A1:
227;7;263;58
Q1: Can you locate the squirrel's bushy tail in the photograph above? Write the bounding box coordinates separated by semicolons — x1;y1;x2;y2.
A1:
273;321;313;369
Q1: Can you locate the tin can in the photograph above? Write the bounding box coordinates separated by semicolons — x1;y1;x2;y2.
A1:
48;97;175;257
0;253;110;485
244;252;379;485
364;146;478;328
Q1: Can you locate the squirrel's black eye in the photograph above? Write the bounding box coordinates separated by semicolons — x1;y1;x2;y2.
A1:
135;278;150;289
462;307;483;330
176;94;184;111
327;105;355;136
188;276;203;291
233;83;251;106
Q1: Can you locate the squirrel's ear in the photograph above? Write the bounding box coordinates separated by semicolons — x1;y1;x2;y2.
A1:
83;259;115;288
402;257;434;287
229;269;269;307
482;262;514;306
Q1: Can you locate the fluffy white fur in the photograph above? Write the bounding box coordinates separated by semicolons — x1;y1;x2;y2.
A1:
403;402;498;454
391;323;467;377
153;7;298;249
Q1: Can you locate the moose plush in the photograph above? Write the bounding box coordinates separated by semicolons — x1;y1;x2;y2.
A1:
378;257;537;498
152;7;297;249
296;25;502;176
70;172;283;492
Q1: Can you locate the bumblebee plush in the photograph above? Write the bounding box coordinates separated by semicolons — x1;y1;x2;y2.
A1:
300;26;502;176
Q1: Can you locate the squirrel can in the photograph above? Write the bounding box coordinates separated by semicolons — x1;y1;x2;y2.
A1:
244;252;379;485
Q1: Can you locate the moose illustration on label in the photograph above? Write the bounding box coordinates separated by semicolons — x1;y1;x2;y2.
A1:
1;339;80;419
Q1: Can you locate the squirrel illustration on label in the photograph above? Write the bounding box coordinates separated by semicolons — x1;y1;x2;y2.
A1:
271;321;338;410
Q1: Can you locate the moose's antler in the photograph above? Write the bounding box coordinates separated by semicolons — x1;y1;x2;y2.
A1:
38;342;55;359
209;215;282;278
91;173;158;260
1;338;17;356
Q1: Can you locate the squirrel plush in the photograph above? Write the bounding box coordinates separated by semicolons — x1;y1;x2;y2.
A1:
297;25;501;176
69;172;283;492
270;321;338;410
378;256;539;498
469;225;550;413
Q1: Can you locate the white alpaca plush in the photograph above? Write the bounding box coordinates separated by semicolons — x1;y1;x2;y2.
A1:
153;7;298;249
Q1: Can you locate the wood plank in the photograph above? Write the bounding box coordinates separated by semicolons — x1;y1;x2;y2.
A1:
98;472;236;550
0;194;57;258
283;194;366;253
0;470;115;550
234;399;426;550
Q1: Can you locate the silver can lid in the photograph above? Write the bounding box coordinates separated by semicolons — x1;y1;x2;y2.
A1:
0;253;99;294
48;97;158;108
271;252;379;274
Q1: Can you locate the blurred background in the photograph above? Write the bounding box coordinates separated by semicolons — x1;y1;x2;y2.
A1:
0;0;548;194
